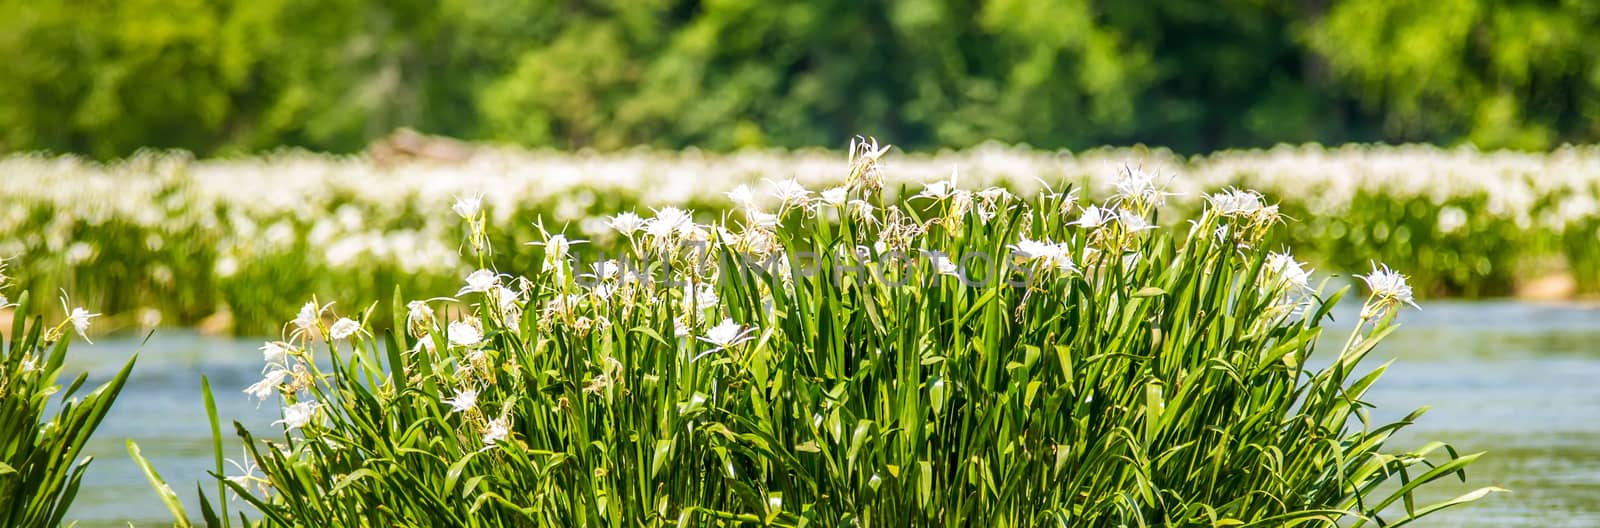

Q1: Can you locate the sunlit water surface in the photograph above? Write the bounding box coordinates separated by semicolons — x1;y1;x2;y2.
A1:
59;301;1600;526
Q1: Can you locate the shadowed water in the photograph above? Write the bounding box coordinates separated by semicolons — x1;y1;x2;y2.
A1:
56;301;1600;526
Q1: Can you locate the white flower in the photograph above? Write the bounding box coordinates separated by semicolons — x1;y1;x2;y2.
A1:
292;301;320;331
68;307;99;341
19;353;38;373
916;170;959;201
245;369;289;401
977;187;1012;203
482;417;511;445
591;281;620;301
406;300;432;328
224;451;270;496
1009;237;1077;273
646;207;693;239
681;223;711;243
726;184;757;209
1118;209;1155;232
1264;252;1313;293
275;401;322;431
1358;262;1419;313
1113;165;1163;204
1009;238;1053;262
820;187;848;206
769;178;812;208
493;285;522;311
0;294;9;308
1207;188;1264;217
260;341;292;366
931;254;960;276
441;388;478;413
535;234;581;261
329;318;360;340
589;260;620;280
746;209;780;228
490;286;524;328
452;194;482;218
698;318;755;350
448;320;483;348
609;212;646;235
848;200;875;222
1072;205;1111;229
458;269;500;296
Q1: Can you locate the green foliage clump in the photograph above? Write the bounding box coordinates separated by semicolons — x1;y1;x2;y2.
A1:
1;277;138;527
138;149;1498;526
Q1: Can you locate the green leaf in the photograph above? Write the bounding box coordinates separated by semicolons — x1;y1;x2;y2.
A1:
1134;286;1167;297
127;440;192;527
652;438;674;479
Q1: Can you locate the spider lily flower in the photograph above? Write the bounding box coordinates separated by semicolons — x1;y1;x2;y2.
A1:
745;209;780;229
328;318;360;340
976;187;1013;204
1118;209;1156;232
1114;166;1158;202
655;207;694;231
68;306;99;343
448;320;483;348
1264;252;1313;294
442;388;478;414
609;212;645;236
491;285;524;327
452;194;482;219
819;187;849;207
930;254;960;276
769;178;812;210
915;169;960;201
458;269;501;296
225;451;272;497
1357;262;1419;317
260;341;293;367
725;184;758;210
587;260;620;281
684;283;719;312
1072;205;1112;229
847;137;892;191
275;401;322;431
1009;238;1054;263
848;200;876;224
482;417;511;445
698;318;755;350
292;301;321;331
1207;188;1265;218
529;233;584;261
245;369;289;401
406;300;434;337
1009;237;1078;273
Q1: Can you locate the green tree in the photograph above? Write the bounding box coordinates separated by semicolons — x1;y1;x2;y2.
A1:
3;0;1599;157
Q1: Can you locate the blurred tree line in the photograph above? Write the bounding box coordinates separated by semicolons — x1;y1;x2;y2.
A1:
2;0;1597;158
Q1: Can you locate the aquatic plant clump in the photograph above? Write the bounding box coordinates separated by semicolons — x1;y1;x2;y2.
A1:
5;144;1600;333
0;259;138;526
153;144;1499;526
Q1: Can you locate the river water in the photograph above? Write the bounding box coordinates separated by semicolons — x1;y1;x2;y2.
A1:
56;301;1600;526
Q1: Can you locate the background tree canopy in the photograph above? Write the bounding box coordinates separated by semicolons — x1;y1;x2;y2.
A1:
2;0;1597;158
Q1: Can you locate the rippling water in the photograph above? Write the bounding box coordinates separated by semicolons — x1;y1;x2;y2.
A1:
57;301;1600;526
